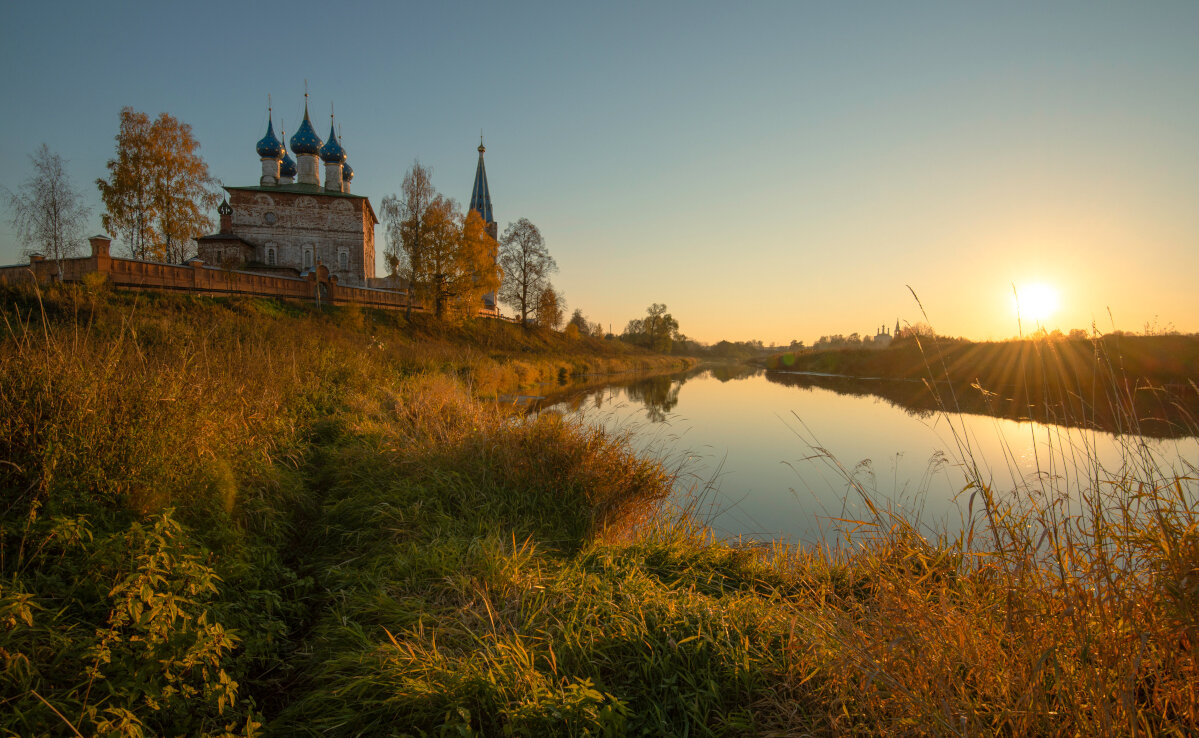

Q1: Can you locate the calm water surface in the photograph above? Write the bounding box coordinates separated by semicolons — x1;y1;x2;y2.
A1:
540;366;1199;545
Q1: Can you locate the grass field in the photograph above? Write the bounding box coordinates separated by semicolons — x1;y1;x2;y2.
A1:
2;283;1195;736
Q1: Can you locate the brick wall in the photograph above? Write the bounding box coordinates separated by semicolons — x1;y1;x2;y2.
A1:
0;236;420;312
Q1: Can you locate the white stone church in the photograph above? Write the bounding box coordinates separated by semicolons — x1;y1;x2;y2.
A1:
196;97;378;287
196;96;499;308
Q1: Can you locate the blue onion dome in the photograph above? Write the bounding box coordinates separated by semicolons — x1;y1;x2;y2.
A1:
255;118;283;159
320;123;347;164
279;131;297;178
289;107;323;156
342;161;354;182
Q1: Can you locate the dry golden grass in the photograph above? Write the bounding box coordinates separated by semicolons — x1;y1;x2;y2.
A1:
2;282;1194;736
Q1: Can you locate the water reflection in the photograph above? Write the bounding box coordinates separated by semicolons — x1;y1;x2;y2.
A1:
533;364;763;422
540;364;1199;545
765;370;1199;439
625;375;681;422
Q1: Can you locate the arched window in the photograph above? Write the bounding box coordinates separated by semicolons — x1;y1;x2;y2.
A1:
303;247;313;269
338;250;348;271
266;247;276;266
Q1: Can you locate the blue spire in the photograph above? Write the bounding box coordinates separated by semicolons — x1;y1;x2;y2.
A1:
256;117;283;160
469;137;493;225
289;99;323;155
320;121;346;163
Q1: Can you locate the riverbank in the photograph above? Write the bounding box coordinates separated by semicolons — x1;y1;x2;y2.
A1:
764;333;1199;388
765;334;1199;438
2;284;1195;735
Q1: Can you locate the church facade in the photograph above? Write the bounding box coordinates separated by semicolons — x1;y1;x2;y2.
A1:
197;98;377;287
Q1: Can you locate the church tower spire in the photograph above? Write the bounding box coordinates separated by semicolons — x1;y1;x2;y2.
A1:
469;136;495;238
469;136;498;313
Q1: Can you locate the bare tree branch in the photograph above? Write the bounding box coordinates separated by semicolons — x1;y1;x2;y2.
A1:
5;144;91;268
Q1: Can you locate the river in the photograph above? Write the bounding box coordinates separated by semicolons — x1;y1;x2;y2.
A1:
537;364;1199;546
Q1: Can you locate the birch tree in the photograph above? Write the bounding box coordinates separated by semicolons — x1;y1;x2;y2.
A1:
97;108;219;262
5;144;91;266
151;113;220;263
380;161;435;317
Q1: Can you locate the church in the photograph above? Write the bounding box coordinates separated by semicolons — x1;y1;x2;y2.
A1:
196;96;498;305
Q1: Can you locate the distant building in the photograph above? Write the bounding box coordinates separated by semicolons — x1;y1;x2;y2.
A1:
196;96;378;286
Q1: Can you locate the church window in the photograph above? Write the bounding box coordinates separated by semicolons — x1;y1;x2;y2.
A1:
303;247;313;269
267;247;276;265
338;250;348;270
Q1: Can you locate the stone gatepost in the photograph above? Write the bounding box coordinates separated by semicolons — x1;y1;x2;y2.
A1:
89;235;112;277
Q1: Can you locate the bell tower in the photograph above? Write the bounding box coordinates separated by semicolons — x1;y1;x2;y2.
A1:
469;136;497;241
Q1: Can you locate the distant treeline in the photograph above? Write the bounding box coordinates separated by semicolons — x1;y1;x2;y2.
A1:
764;334;1199;438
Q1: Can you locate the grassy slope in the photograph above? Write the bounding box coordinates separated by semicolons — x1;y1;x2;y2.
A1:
2;284;1197;736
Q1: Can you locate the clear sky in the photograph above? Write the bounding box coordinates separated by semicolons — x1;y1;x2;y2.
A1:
2;1;1197;344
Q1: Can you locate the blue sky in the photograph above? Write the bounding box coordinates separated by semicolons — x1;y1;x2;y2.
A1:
2;1;1197;343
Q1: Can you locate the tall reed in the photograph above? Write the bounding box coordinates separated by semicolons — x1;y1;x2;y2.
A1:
788;313;1199;734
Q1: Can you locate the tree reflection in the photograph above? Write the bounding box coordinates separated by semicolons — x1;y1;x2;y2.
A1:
765;370;1199;439
532;363;763;424
708;364;764;383
625;374;684;422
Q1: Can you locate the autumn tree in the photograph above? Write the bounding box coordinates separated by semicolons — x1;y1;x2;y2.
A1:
97;108;154;259
381;162;498;319
451;208;501;319
380;161;436;318
5;144;91;266
97;107;219;262
567;308;591;336
398;195;499;320
644;303;679;351
536;284;565;329
149;113;220;262
498;218;556;324
622;303;680;352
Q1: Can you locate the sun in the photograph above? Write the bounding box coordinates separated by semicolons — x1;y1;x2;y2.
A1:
1012;283;1060;325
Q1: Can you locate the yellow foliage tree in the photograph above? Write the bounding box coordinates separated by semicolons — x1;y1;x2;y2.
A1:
97;107;219;263
415;199;499;319
536;284;565;329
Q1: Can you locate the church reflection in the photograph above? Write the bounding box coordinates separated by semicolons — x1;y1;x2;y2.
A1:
765;370;1199;440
